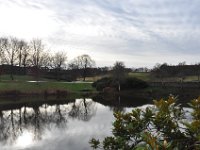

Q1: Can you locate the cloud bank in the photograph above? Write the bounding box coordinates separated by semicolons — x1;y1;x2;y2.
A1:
0;0;199;67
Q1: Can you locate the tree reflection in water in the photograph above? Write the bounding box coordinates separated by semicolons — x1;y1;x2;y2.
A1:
69;98;97;121
0;98;97;145
109;96;125;113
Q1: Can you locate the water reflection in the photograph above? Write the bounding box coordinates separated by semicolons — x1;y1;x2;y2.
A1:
0;92;196;150
2;93;179;150
15;131;33;148
69;98;96;121
0;98;101;150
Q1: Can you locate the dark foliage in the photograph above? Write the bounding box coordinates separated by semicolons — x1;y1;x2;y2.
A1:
120;77;148;90
152;64;200;79
92;77;113;91
92;77;148;91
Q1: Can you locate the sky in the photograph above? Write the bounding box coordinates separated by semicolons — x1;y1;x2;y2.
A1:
0;0;200;68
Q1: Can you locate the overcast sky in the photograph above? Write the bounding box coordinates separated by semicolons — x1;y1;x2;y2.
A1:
0;0;199;68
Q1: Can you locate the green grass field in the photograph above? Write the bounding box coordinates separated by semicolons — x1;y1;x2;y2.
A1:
0;75;94;94
0;73;198;95
0;82;94;93
128;72;199;82
128;72;151;81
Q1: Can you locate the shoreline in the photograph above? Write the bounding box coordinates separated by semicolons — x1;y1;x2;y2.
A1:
0;87;199;111
0;85;199;97
0;89;97;97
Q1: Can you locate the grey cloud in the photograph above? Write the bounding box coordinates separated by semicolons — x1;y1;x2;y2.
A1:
50;0;200;55
1;0;200;67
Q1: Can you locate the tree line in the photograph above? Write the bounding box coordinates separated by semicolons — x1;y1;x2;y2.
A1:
2;36;199;82
0;36;96;81
152;62;200;81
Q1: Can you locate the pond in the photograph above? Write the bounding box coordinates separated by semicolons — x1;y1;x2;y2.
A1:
0;97;148;150
0;92;197;150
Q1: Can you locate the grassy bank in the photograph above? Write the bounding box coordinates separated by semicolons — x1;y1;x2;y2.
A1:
0;73;199;98
0;81;95;96
128;72;200;82
0;93;88;109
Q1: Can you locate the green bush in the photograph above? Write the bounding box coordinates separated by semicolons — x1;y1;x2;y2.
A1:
90;96;200;149
92;77;148;91
92;77;113;91
121;77;148;90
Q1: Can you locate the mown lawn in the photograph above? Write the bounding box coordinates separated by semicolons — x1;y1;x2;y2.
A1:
0;81;94;93
128;72;151;81
0;74;94;93
128;72;200;82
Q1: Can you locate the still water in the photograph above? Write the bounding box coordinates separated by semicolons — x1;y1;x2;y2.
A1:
0;98;142;150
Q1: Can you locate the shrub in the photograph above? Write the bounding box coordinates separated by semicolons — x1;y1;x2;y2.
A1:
120;77;148;90
92;77;113;91
92;77;148;91
90;96;200;149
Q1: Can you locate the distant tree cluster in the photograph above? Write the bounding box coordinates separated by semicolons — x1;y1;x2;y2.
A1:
68;54;95;81
152;62;200;81
0;37;69;68
0;36;97;81
0;37;68;80
92;61;148;91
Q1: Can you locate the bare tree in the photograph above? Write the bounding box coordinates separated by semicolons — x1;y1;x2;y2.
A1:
17;40;30;75
51;51;67;80
71;54;95;81
0;37;8;64
18;40;29;67
52;51;67;69
28;39;46;82
178;61;186;66
40;52;52;68
4;37;20;80
112;61;127;91
0;38;8;79
68;61;79;70
29;39;44;67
